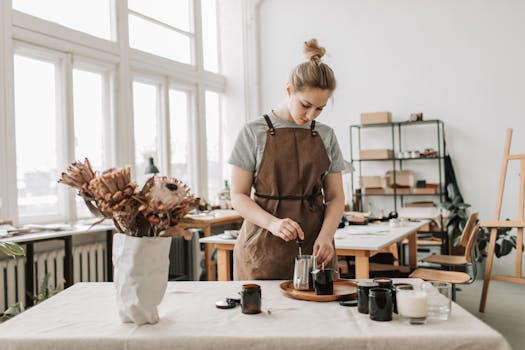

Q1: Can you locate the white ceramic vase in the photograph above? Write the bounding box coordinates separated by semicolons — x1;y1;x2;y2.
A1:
112;233;171;325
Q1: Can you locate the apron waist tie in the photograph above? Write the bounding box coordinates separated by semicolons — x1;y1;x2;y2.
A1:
254;192;323;211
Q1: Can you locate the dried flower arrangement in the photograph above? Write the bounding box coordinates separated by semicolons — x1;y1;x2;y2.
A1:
58;158;195;238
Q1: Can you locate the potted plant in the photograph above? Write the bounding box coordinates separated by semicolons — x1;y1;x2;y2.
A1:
0;240;24;322
0;241;24;258
439;183;471;254
59;158;195;325
474;220;523;279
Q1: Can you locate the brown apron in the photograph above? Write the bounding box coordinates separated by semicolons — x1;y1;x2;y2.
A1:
233;114;332;280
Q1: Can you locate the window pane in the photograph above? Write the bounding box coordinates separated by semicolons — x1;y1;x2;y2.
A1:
169;89;192;188
14;55;59;218
129;14;191;64
128;0;191;32
133;81;160;184
12;0;112;40
201;0;218;72
73;69;105;218
205;91;221;204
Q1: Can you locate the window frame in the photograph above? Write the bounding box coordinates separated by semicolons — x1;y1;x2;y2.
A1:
12;42;69;224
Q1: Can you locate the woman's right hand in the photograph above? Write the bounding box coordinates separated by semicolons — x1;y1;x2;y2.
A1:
268;218;305;242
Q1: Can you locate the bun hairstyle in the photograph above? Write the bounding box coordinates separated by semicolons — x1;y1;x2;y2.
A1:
288;38;336;92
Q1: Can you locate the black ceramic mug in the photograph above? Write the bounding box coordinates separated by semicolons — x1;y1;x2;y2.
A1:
240;284;261;314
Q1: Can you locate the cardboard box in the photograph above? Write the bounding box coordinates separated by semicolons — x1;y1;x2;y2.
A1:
360;176;385;188
385;170;415;187
363;188;385;195
360;149;394;160
360;111;392;125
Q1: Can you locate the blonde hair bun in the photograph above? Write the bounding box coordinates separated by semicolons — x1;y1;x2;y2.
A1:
288;38;336;92
303;39;326;64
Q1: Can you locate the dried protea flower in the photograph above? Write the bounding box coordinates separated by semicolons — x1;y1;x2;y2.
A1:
150;179;187;207
58;158;96;198
137;176;195;231
60;158;196;237
88;166;137;213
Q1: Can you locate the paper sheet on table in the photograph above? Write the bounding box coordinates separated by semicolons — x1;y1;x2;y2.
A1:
334;225;390;239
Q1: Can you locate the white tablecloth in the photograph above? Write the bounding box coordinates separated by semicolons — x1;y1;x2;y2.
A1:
0;281;511;350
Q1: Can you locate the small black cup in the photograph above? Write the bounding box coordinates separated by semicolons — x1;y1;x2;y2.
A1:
312;268;335;295
240;284;261;314
369;287;393;321
357;281;378;314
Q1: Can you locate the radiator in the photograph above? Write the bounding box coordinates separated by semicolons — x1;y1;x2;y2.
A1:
168;232;203;281
0;242;106;312
0;236;200;313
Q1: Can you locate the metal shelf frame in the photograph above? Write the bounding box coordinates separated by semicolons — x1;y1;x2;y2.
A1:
349;119;447;252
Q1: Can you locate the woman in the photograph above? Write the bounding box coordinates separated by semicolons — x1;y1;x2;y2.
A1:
229;39;345;280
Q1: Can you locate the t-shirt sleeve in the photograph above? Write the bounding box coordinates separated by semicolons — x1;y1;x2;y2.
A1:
328;129;345;173
228;125;257;172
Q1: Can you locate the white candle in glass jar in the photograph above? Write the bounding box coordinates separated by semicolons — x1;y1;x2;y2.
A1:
397;290;428;318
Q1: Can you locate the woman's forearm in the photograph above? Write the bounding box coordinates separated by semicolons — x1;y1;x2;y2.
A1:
231;193;275;231
318;194;345;240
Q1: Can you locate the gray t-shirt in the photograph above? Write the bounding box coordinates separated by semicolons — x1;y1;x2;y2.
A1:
228;111;345;176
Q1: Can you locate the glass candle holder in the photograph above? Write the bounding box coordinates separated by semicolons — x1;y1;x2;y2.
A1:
396;284;427;324
369;287;393;321
357;281;378;314
240;283;261;314
373;277;397;314
312;268;335;295
422;281;452;320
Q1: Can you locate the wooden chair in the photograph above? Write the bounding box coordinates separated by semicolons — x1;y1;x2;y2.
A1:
420;212;479;266
409;222;481;300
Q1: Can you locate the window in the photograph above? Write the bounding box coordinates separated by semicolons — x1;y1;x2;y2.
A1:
201;0;219;72
72;68;108;218
12;0;113;40
133;81;161;184
205;90;222;204
128;1;193;64
3;2;224;224
14;54;60;219
169;89;192;188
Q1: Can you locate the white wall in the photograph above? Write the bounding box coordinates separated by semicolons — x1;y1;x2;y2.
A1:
255;0;525;275
218;0;248;177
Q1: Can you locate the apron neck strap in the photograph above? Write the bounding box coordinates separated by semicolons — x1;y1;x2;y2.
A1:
264;114;317;136
263;114;276;135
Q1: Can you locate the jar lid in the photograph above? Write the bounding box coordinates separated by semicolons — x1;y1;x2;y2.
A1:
369;287;391;296
357;281;377;288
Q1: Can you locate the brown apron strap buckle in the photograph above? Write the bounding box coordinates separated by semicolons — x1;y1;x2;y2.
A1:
263;114;276;135
310;120;318;136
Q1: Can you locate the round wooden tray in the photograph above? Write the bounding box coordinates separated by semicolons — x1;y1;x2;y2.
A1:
279;279;358;302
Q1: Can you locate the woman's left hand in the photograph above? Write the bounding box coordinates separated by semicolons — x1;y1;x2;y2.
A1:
313;235;334;267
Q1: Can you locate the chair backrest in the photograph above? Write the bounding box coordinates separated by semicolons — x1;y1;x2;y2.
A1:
460;212;479;247
465;223;481;263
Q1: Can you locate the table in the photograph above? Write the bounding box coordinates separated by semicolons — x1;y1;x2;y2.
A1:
200;220;428;280
2;224;113;306
0;280;510;350
179;210;243;280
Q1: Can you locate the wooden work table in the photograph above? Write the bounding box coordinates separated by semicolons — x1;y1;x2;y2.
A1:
200;220;429;280
179;210;243;280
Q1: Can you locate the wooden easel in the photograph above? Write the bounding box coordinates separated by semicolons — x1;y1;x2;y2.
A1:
479;128;525;312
